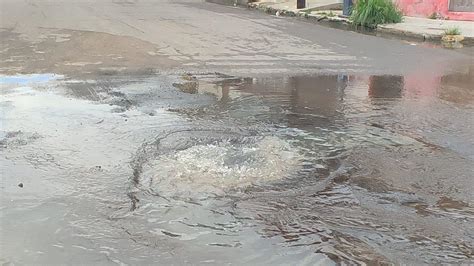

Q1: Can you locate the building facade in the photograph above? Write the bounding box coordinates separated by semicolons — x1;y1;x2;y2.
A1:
395;0;474;20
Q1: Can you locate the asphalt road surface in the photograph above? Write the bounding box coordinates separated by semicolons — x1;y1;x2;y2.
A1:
1;0;473;265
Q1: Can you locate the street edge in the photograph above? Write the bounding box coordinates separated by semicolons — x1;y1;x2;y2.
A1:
207;0;474;46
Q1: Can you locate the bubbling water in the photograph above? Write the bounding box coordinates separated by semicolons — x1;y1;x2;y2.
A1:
142;135;303;199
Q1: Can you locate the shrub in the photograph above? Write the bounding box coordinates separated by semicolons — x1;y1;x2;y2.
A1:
444;27;461;35
351;0;403;27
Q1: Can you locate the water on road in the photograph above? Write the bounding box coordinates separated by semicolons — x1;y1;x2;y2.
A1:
1;66;473;264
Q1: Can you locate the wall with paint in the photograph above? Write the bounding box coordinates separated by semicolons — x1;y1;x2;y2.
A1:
394;0;474;21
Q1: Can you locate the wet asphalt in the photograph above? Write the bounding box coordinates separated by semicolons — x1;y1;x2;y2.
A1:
1;0;473;264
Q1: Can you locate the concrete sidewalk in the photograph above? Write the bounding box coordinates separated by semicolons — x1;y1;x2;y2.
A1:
378;16;474;41
254;0;342;11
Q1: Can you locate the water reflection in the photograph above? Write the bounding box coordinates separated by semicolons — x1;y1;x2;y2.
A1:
289;75;347;124
439;65;474;104
215;75;349;129
167;67;474;263
368;75;404;99
176;68;473;144
191;69;472;112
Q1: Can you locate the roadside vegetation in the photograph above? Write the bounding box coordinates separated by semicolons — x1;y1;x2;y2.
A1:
351;0;403;27
428;12;438;19
444;27;461;35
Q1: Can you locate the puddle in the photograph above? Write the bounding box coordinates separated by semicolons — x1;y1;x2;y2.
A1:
1;67;473;264
0;73;60;85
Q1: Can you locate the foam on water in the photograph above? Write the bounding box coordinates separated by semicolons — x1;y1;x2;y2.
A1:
147;136;303;198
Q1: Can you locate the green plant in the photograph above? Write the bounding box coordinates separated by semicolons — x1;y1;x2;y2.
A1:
351;0;403;27
328;11;336;17
444;27;461;35
428;12;437;19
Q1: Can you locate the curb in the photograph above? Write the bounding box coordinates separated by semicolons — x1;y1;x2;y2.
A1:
376;26;474;45
206;0;249;5
377;26;440;41
248;3;351;24
208;0;473;47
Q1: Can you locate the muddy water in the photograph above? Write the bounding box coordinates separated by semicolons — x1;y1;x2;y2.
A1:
1;67;473;264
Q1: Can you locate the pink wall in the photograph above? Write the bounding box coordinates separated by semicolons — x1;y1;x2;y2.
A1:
395;0;474;21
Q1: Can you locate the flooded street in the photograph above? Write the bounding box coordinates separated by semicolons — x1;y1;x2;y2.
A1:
2;67;473;264
1;0;474;265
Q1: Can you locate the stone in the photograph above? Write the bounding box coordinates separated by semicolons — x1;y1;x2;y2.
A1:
442;34;465;43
